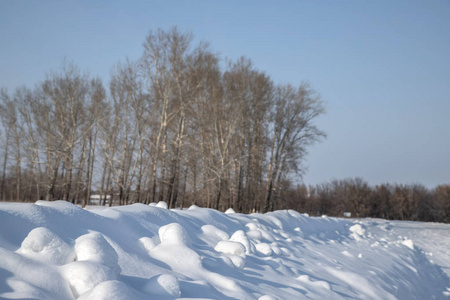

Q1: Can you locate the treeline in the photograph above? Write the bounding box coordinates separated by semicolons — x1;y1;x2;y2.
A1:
280;178;450;223
0;28;325;212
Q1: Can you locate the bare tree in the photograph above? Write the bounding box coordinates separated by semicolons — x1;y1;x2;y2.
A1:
141;28;175;204
264;83;325;212
0;89;24;201
0;27;333;215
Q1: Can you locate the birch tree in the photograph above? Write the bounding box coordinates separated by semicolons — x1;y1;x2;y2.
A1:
264;83;325;212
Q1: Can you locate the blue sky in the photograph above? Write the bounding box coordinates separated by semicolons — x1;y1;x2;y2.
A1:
1;0;449;188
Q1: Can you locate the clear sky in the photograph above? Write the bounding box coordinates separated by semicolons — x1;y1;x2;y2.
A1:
1;0;449;188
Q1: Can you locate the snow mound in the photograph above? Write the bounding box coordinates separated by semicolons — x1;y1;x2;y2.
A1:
402;239;415;250
141;273;181;297
78;280;132;300
228;254;246;269
63;261;117;298
230;230;254;254
75;232;121;276
225;208;236;214
201;224;229;241
139;236;156;251
247;229;263;241
255;243;273;256
156;201;168;209
349;223;366;240
297;274;331;290
215;240;246;257
18;227;75;265
158;223;191;246
259;295;278;300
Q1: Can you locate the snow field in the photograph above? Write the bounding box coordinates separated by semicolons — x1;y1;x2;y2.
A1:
0;200;449;299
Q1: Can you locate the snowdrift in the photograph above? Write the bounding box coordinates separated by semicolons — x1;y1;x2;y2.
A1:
0;201;449;299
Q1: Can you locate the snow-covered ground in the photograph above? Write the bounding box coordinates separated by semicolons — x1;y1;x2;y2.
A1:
0;201;449;299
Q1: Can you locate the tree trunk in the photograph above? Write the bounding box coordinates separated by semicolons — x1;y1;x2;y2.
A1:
215;178;223;210
1;131;9;201
46;161;60;201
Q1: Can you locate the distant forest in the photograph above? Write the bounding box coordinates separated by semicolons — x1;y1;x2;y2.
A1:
1;28;448;222
284;179;450;223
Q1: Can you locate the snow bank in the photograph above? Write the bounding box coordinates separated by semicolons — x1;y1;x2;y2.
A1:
1;201;450;299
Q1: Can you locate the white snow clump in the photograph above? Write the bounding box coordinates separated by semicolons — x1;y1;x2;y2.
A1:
230;230;254;254
63;261;117;298
77;280;132;300
258;295;278;300
215;241;246;257
201;224;230;242
141;274;181;297
158;223;191;246
401;239;414;250
18;227;75;265
75;232;121;276
349;224;366;240
225;208;236;214
156;201;168;209
255;243;273;256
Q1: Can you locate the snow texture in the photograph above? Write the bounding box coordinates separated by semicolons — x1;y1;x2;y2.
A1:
1;200;450;299
141;273;181;297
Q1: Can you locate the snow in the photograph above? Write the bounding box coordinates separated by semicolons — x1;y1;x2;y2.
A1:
158;223;191;246
63;261;117;298
255;242;273;256
225;208;236;214
156;201;169;209
401;239;415;250
18;227;75;265
1;201;450;299
74;232;121;276
141;274;181;297
214;240;246;256
78;280;133;300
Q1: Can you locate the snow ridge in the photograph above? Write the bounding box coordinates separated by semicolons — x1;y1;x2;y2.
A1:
0;201;449;299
